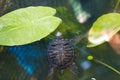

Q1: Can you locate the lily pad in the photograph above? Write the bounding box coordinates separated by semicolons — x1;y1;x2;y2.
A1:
0;6;61;46
87;13;120;47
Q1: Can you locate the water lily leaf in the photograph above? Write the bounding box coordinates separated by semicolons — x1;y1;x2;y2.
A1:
87;13;120;47
0;6;61;46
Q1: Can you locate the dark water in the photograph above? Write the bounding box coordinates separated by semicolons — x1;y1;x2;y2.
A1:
0;0;120;80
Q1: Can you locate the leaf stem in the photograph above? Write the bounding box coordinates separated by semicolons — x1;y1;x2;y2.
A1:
113;0;120;12
94;59;120;75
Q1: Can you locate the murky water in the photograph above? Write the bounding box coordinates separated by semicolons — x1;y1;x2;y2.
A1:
0;0;120;80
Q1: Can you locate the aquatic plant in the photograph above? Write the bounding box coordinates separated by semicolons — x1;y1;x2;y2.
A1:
87;0;120;76
87;13;120;47
0;6;61;46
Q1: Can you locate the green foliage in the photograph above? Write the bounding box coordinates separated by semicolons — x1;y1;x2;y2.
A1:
87;13;120;47
0;6;61;46
55;7;85;38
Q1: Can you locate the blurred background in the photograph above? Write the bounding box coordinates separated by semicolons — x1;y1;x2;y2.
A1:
0;0;120;80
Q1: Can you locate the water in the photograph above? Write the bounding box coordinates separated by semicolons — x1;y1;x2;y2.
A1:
0;0;120;80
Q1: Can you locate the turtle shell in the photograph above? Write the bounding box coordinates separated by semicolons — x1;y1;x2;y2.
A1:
47;38;75;69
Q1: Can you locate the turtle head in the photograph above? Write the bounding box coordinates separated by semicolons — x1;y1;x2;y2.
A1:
56;31;62;39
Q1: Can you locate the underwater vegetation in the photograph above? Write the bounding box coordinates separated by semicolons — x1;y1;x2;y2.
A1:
0;0;120;80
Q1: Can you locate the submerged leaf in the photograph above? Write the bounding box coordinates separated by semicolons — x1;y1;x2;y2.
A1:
0;6;61;46
87;13;120;47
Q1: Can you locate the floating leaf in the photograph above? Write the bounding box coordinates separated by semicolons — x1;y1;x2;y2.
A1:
87;13;120;47
0;6;61;46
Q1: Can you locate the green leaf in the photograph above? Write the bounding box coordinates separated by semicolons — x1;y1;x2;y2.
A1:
0;6;62;46
87;13;120;47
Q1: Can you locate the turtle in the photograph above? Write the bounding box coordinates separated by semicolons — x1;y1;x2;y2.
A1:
47;31;79;76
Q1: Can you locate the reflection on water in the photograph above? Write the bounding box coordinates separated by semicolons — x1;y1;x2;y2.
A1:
6;41;48;80
7;42;43;75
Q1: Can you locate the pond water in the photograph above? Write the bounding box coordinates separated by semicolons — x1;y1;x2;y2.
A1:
0;0;120;80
